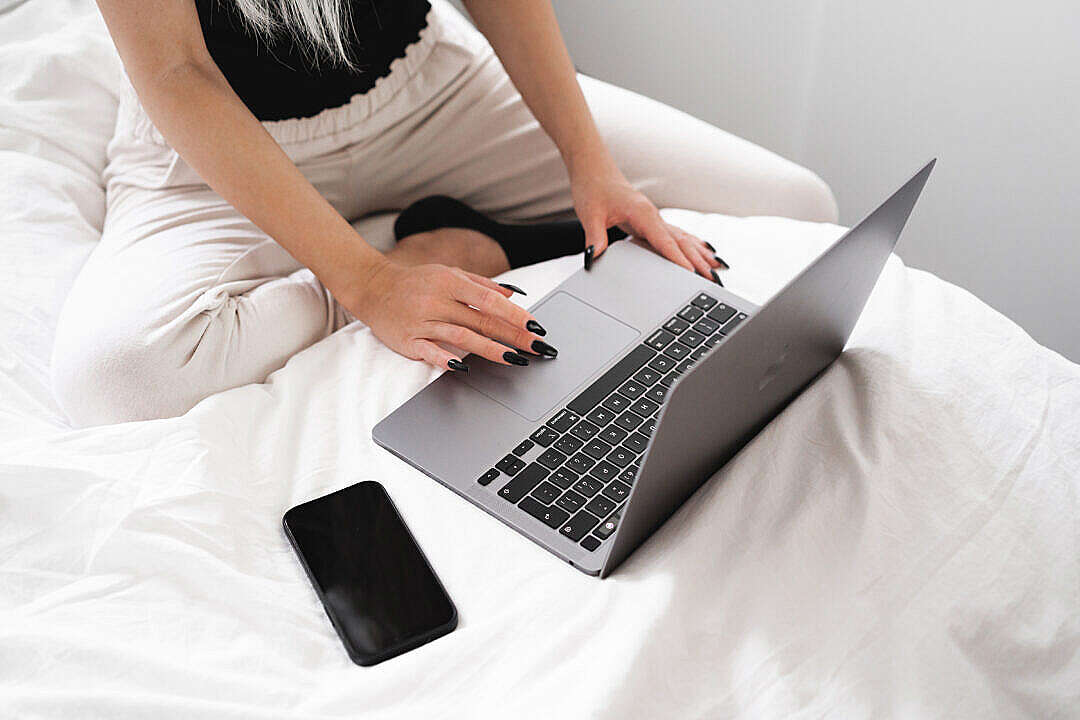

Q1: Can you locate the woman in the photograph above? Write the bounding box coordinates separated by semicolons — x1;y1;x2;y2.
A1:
52;0;836;426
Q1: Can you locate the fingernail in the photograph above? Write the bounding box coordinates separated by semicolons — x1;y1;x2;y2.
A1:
710;269;724;287
447;359;469;372
503;351;530;366
704;240;716;252
714;255;730;270
526;319;546;336
498;282;527;296
584;245;594;270
531;340;558;358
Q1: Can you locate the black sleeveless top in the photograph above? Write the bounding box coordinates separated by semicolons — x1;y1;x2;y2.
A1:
196;0;431;121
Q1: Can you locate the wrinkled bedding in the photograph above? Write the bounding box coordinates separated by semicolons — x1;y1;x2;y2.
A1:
2;5;1079;719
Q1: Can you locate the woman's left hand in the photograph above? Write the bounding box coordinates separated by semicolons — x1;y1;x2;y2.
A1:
570;156;723;280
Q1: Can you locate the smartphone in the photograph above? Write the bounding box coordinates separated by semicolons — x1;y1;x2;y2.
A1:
283;481;457;666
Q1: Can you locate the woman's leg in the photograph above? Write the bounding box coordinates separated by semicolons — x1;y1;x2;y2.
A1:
51;181;343;426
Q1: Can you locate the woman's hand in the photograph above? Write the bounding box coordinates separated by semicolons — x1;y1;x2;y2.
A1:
346;259;554;372
570;154;723;280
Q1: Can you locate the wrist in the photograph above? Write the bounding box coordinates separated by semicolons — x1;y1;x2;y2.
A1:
562;137;618;181
330;252;393;322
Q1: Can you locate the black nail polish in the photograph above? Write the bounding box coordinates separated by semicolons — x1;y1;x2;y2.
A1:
526;320;546;336
503;351;530;366
447;359;469;372
710;269;724;287
714;255;730;270
584;245;594;270
531;340;558;358
704;240;716;252
498;282;527;296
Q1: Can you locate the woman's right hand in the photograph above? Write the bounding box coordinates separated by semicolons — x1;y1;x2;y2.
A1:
346;259;554;372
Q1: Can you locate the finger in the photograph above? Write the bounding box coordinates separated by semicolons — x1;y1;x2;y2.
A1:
442;302;556;357
581;210;610;268
426;321;531;366
635;210;696;273
461;270;523;298
677;234;715;278
448;272;543;336
411;339;468;372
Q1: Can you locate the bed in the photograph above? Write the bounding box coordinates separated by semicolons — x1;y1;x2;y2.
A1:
2;4;1079;718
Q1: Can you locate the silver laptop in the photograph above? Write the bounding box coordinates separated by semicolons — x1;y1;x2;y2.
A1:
374;160;934;577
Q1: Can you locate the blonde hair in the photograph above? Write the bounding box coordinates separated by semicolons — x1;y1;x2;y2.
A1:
229;0;358;68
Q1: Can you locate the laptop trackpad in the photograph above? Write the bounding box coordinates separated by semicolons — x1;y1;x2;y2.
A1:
462;291;639;421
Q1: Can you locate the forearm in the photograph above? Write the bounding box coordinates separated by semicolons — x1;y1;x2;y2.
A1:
132;60;385;308
464;0;615;177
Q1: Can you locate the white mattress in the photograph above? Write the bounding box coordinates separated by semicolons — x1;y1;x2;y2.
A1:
2;6;1079;719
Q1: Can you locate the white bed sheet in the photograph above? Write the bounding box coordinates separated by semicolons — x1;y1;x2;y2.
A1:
2;6;1079;719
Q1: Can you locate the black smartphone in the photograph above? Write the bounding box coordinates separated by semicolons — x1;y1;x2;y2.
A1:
283;481;457;666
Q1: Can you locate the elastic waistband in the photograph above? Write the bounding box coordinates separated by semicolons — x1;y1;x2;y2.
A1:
117;1;482;157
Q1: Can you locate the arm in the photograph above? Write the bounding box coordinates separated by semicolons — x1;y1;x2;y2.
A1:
95;0;547;370
464;0;718;278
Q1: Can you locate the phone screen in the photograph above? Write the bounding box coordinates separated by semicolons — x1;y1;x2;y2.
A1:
283;481;457;666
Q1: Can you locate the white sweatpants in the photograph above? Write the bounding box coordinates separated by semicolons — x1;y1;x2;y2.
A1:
51;1;837;427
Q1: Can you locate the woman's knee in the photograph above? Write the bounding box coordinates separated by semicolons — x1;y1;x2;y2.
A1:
772;163;839;224
51;309;173;427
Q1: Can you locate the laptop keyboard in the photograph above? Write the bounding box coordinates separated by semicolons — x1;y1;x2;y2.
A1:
477;291;749;553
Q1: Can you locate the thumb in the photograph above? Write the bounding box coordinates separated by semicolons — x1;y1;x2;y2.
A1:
582;210;610;270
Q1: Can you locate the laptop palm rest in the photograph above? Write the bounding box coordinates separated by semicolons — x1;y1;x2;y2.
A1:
462;291;638;421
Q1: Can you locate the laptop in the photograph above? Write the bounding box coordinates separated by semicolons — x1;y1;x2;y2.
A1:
373;160;935;577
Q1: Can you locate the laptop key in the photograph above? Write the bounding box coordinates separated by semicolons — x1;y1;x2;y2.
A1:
659;371;679;388
694;317;720;334
550;468;578;489
680;330;705;348
569;420;601;442
585;495;616;518
641;418;657;436
606;447;634;468
560;510;602;541
580;535;602;552
600;425;628;445
602;394;630;414
647;354;676;373
677;305;704;322
589;460;619;483
592;512;620;539
623;432;649;454
691;292;718;310
704;334;722;348
536;447;568;470
498;463;548;502
633;367;662;386
556;489;587;513
513;439;535;457
723;312;749;332
571;475;604;497
663;316;690;334
645;329;676;351
567;452;596;474
614;410;645;432
529;426;559;447
530;481;562;505
586;406;616;427
690;347;709;362
602;480;631;503
617;379;646;400
630;398;659;417
663;342;691;361
618;465;638;484
554;435;584;455
706;303;737;325
583;438;613;460
519;496;570;529
646;386;667;404
676;358;696;373
496;454;526;476
477;468;500;486
566;344;655;414
547;409;580;433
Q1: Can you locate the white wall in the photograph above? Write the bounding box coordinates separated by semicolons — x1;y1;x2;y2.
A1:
550;0;1080;361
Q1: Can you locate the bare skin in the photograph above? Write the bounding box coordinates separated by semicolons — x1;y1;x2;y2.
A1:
93;0;721;371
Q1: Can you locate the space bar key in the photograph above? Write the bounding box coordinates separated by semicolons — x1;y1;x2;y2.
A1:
567;344;656;414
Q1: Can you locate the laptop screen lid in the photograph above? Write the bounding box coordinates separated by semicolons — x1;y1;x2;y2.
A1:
600;160;936;577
